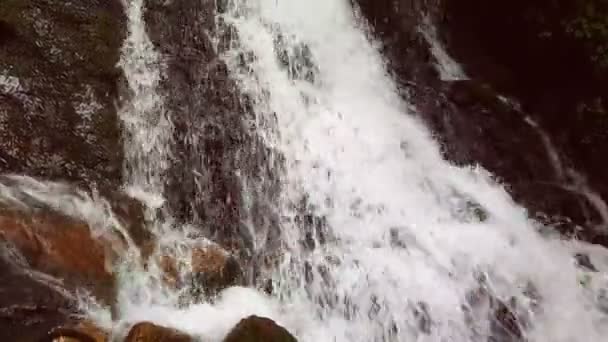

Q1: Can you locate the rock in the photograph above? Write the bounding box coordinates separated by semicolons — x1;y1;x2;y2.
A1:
189;246;243;299
152;244;243;299
0;0;126;187
143;0;281;257
0;255;73;342
223;316;297;342
124;322;192;342
0;209;116;304
46;320;107;342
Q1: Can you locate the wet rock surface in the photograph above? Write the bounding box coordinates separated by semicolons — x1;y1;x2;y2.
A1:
223;316;297;342
0;256;74;342
45;321;108;342
0;0;126;188
142;0;282;263
0;208;116;305
124;322;193;342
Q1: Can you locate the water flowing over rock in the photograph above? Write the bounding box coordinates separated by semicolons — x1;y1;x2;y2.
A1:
1;0;608;341
354;0;608;243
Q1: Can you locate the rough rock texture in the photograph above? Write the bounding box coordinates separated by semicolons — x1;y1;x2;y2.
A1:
223;316;297;342
156;244;243;299
142;0;281;262
124;322;193;342
189;245;243;299
0;0;126;187
355;0;608;244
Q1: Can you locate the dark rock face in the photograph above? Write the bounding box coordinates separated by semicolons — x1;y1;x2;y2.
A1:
142;0;281;260
0;0;126;187
355;0;608;244
0;1;129;337
440;0;608;216
0;255;74;342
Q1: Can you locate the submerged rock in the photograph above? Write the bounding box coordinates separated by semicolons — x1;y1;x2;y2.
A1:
124;322;192;342
223;316;297;342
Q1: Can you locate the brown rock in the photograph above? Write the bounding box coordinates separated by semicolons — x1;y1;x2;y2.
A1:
223;316;297;342
189;246;243;299
0;209;116;303
153;245;243;298
124;322;192;342
47;321;107;342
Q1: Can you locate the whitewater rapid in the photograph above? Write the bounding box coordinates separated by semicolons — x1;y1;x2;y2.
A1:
1;0;606;341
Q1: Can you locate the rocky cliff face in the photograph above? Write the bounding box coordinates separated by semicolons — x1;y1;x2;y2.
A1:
0;0;126;188
0;0;127;340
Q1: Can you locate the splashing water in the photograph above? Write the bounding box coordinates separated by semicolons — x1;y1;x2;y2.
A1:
215;0;608;341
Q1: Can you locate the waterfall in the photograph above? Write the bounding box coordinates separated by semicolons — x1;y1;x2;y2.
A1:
1;0;606;341
119;0;173;213
213;0;607;341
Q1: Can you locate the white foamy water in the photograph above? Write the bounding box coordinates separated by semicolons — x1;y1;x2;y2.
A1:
214;0;608;341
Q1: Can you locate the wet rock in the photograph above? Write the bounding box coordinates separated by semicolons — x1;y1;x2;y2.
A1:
223;316;297;342
124;322;192;342
0;209;117;305
0;0;126;187
143;0;280;259
45;321;107;342
0;255;73;342
190;245;243;299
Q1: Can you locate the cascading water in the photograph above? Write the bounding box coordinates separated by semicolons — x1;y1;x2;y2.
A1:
212;0;608;341
2;0;607;341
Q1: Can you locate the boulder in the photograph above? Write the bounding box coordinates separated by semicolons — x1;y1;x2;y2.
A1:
223;316;297;342
0;209;116;303
124;322;192;342
190;245;243;299
0;255;73;342
46;321;107;342
155;245;243;299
